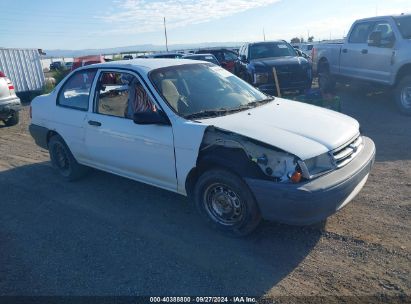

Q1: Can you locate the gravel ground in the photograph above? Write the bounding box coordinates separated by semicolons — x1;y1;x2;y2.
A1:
0;85;410;302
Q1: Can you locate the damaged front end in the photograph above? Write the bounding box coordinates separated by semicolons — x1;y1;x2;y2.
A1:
199;127;303;183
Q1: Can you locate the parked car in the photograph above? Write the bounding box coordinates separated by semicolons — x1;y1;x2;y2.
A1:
293;43;314;57
235;41;312;95
123;55;134;60
0;71;21;126
182;53;220;65
146;52;184;59
312;14;411;115
295;49;312;64
195;48;238;73
50;61;63;70
64;62;73;70
71;55;106;71
29;59;375;235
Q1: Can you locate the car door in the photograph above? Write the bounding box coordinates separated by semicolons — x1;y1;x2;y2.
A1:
339;21;375;79
54;68;97;162
84;69;177;192
362;21;396;84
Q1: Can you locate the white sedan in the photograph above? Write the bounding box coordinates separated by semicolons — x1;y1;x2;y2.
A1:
29;59;375;235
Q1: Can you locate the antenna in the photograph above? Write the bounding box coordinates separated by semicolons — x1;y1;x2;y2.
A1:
164;17;169;52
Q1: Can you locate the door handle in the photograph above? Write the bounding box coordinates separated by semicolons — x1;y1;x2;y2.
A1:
88;120;101;126
361;49;368;54
342;48;348;53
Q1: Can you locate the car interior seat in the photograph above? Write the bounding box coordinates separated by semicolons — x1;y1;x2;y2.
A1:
161;80;180;111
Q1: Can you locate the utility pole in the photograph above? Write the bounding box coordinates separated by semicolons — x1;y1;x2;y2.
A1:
164;17;169;52
263;28;266;41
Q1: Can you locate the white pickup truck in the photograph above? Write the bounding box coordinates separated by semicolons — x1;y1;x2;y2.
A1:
312;14;411;115
29;59;375;235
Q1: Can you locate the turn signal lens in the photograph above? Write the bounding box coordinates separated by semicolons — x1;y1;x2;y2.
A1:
290;171;302;183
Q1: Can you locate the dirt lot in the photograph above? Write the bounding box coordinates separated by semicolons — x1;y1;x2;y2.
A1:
0;85;410;302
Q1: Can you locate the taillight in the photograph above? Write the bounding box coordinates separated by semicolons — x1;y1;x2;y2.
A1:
6;78;15;92
0;71;5;77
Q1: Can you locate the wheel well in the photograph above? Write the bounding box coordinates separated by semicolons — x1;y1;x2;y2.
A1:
46;130;59;146
395;64;411;85
185;146;268;198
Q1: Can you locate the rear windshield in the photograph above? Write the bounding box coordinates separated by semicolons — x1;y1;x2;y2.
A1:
394;15;411;39
249;42;296;60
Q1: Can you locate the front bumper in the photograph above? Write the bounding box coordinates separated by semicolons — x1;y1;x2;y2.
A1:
0;97;22;119
257;81;311;95
245;136;376;225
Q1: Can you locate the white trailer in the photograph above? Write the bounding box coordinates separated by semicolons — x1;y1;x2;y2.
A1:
0;48;45;94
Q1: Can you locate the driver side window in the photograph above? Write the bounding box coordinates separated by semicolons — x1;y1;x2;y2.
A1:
95;71;157;119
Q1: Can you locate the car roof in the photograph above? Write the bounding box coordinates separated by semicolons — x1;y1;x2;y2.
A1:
355;14;410;22
184;53;215;57
148;52;181;57
249;40;287;45
78;58;202;74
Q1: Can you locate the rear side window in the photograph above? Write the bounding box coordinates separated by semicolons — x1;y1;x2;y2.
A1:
58;69;97;110
349;22;374;43
371;22;396;47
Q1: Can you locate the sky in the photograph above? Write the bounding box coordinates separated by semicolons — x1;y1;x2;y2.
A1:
0;0;409;50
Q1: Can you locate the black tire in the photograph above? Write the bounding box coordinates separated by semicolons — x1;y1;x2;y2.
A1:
48;135;87;181
318;62;336;93
193;169;261;236
4;111;19;126
395;75;411;115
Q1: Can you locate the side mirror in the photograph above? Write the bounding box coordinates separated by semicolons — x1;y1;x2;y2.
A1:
368;31;382;47
240;55;247;62
133;111;169;125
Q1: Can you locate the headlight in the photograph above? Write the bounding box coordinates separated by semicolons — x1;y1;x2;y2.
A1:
299;153;334;179
254;72;269;85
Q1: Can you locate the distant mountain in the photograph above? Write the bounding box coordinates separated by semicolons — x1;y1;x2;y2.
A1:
44;42;243;58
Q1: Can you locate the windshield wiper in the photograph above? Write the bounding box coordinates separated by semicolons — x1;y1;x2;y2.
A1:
184;97;274;119
184;108;231;119
235;97;275;110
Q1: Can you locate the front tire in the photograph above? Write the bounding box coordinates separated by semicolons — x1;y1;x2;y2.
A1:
48;135;87;181
395;75;411;115
4;111;19;126
193;169;261;236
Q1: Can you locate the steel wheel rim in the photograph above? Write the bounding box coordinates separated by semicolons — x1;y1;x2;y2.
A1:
203;183;245;226
400;86;411;109
53;143;70;175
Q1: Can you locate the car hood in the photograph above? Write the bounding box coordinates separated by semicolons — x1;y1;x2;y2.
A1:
251;56;307;68
198;99;359;160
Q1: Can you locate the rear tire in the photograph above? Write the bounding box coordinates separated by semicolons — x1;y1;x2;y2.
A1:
48;135;87;181
395;75;411;115
4;111;19;126
193;169;261;236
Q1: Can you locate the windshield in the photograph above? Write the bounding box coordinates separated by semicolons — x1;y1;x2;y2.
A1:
249;42;297;60
149;63;272;119
394;15;411;39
